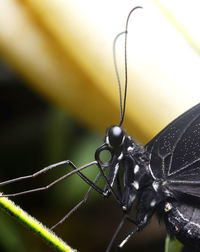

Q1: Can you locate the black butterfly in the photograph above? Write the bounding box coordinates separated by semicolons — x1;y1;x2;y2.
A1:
94;102;200;251
1;6;200;252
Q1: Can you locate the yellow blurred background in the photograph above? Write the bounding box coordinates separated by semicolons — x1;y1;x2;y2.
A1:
0;0;199;251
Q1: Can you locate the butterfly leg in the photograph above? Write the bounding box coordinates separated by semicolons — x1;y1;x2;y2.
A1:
51;186;93;230
106;215;137;252
0;161;107;197
51;171;103;230
117;186;161;248
0;160;74;186
118;225;139;249
96;158;124;206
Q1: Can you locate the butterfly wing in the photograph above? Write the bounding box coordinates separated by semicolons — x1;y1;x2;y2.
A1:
145;103;200;198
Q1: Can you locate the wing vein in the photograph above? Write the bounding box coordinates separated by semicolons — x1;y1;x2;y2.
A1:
167;114;200;176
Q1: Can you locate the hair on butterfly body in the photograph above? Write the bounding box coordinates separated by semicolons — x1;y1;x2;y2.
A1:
1;6;200;252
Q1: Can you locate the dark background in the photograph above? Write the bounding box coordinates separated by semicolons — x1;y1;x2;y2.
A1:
0;61;165;252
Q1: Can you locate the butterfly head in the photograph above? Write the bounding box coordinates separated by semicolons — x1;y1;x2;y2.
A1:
105;125;125;148
94;125;126;167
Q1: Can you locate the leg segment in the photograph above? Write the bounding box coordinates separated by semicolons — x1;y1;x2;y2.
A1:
51;171;103;230
106;215;137;252
0;161;107;197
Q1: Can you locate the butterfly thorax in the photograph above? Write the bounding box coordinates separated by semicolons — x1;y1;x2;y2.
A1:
95;125;155;213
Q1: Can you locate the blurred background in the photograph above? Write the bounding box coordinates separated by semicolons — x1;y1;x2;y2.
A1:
0;0;200;251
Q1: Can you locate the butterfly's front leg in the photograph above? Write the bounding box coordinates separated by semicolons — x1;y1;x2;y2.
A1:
95;143;125;205
96;159;124;207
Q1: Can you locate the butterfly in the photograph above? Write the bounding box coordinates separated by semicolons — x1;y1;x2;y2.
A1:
1;6;200;252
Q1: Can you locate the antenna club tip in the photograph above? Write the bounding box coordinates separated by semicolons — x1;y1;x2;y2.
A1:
134;6;143;10
128;6;143;17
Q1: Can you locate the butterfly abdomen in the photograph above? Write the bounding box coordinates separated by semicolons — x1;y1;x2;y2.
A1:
163;201;200;249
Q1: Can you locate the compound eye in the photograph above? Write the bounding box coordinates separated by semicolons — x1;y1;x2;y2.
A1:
107;126;125;147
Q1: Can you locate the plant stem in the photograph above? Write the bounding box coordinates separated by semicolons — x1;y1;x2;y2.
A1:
0;193;76;252
165;235;170;252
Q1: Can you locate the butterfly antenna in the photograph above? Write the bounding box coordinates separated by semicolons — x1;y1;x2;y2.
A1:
113;31;126;120
119;6;143;126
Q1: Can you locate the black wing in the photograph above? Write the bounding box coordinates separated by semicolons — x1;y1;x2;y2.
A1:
145;103;200;198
